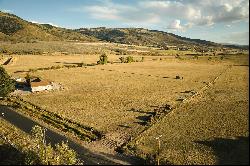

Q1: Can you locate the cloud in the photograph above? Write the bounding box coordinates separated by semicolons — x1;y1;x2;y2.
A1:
167;19;195;32
85;6;120;20
76;2;161;25
70;0;249;30
167;19;184;31
222;31;249;45
1;9;13;13
30;20;59;27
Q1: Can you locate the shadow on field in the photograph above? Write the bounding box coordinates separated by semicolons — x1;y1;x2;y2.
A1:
0;105;145;165
14;70;29;73
0;144;25;165
127;108;155;126
55;61;96;66
233;64;249;67
195;136;249;165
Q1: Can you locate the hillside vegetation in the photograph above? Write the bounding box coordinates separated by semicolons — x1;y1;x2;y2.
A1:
0;11;97;43
0;11;248;52
77;27;224;50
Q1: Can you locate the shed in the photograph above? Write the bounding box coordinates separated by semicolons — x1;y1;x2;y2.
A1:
30;79;53;92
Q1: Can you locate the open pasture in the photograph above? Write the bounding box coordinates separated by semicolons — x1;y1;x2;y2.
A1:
7;55;229;148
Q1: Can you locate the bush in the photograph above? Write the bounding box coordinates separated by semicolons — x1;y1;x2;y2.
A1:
119;56;134;63
24;125;82;165
193;55;199;59
119;57;126;63
141;57;145;62
126;56;134;63
0;65;15;97
97;53;108;65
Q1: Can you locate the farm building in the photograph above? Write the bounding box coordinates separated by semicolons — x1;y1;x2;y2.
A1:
28;77;53;92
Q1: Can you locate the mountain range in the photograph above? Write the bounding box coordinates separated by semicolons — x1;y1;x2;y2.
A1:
0;11;248;50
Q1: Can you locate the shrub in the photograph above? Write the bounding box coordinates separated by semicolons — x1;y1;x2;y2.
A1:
119;56;126;63
0;65;15;97
77;62;85;67
126;56;134;63
24;125;82;165
97;53;108;65
193;55;199;59
141;57;145;62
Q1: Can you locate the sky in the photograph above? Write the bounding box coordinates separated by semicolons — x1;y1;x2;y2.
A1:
0;0;249;45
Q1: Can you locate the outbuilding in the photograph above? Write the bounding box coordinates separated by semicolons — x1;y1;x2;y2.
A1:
28;77;53;92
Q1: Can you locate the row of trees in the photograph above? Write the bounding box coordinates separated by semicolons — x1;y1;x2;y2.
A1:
97;53;144;65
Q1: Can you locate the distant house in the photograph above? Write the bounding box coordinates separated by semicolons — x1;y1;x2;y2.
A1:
28;77;53;92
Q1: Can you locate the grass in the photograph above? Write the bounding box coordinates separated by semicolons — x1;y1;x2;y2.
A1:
1;39;248;164
7;55;228;152
4;96;102;142
0;118;36;165
121;55;249;165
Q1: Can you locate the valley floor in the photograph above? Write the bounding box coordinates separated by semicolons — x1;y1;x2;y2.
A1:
128;64;249;165
0;52;249;165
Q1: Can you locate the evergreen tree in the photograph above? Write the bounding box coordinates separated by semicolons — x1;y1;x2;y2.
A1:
0;65;15;97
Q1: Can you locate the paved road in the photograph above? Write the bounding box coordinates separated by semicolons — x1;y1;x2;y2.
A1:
0;105;143;165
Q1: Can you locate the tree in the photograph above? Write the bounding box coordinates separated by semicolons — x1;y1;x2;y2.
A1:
0;65;15;97
126;56;134;63
97;53;108;65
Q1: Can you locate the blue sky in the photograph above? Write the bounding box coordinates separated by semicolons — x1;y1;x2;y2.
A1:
0;0;249;45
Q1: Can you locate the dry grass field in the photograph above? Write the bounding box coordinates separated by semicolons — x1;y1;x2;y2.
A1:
4;53;231;147
124;55;249;165
1;42;248;164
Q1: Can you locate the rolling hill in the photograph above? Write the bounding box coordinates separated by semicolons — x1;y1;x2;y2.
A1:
0;11;247;51
0;11;97;42
76;27;224;49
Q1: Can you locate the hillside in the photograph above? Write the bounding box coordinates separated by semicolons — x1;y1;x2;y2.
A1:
0;11;247;51
77;27;224;50
0;11;97;42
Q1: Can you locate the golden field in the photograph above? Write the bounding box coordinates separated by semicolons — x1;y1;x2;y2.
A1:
2;43;249;164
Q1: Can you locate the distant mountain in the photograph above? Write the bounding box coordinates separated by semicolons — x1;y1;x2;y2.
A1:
76;27;224;49
221;43;249;50
0;11;97;42
0;11;247;51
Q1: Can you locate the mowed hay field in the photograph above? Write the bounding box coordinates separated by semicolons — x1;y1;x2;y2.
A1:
126;59;249;164
5;54;230;147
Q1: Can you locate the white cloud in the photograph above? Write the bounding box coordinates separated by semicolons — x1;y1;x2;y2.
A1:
1;9;13;13
30;20;59;27
167;19;195;32
77;2;161;25
220;31;249;45
85;6;120;20
70;0;249;30
167;19;184;31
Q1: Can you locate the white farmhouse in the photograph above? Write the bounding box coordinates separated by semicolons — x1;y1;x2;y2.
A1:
30;79;53;92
